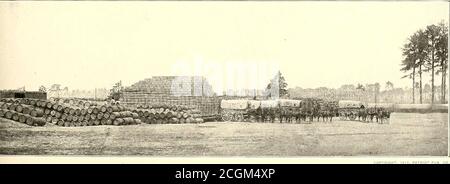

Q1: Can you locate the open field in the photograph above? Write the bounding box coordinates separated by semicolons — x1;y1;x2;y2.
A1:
0;113;447;156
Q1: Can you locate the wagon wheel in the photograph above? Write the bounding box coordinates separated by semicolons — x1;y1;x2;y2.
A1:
338;112;346;121
221;111;233;122
349;113;357;121
234;113;244;122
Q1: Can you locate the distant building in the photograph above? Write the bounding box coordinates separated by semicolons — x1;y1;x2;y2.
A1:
0;90;47;100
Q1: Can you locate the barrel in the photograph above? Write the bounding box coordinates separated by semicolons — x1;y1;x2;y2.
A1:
103;113;110;119
57;119;64;126
46;102;53;109
30;108;44;117
9;104;17;111
18;114;27;123
69;108;75;115
33;118;46;126
195;118;204;123
55;112;62;118
25;116;34;126
30;99;37;106
66;115;73;122
45;116;52;123
114;118;124;125
107;106;113;113
93;107;99;114
0;102;8;109
94;120;100;126
99;106;106;113
52;103;58;110
97;113;103;120
186;117;195;124
83;102;91;108
100;119;107;125
51;117;58;124
81;120;88;126
90;114;96;120
15;105;23;113
64;107;70;114
75;109;81;116
134;119;142;124
87;107;93;114
61;114;67;121
88;120;94;126
84;114;91;121
22;107;31;115
44;109;51;115
80;109;87;115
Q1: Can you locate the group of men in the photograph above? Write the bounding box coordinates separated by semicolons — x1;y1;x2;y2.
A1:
247;100;338;123
244;101;392;124
358;107;391;123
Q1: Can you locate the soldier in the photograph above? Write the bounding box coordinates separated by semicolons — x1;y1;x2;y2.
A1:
307;102;314;123
294;107;302;123
279;107;286;123
315;102;321;122
367;107;376;122
328;104;336;122
269;107;277;123
320;103;329;122
256;106;263;123
376;108;390;124
358;108;367;122
286;108;293;123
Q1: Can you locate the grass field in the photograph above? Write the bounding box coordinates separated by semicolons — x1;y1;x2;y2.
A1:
0;113;447;156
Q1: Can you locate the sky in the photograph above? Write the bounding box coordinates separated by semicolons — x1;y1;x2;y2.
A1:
0;1;448;94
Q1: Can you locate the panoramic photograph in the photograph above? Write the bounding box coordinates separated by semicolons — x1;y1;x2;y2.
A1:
0;1;448;156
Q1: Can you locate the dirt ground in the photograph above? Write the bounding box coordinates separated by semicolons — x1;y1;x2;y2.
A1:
0;113;447;156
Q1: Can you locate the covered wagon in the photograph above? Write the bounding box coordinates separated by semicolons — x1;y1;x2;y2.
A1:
278;99;301;107
260;100;279;109
219;99;249;122
247;100;261;110
338;100;365;121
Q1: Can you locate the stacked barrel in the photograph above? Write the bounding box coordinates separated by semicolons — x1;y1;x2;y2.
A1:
0;98;46;126
50;98;142;127
134;104;204;124
1;98;141;127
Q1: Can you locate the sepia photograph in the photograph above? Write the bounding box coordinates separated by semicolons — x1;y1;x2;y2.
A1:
0;1;448;159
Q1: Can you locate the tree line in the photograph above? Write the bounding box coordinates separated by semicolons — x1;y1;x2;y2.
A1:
401;21;448;104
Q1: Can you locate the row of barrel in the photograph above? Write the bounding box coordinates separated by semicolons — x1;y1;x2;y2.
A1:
133;105;204;124
0;101;46;126
48;97;111;108
0;98;205;126
0;98;141;127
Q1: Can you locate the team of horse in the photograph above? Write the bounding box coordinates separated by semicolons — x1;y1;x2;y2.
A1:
246;104;391;124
